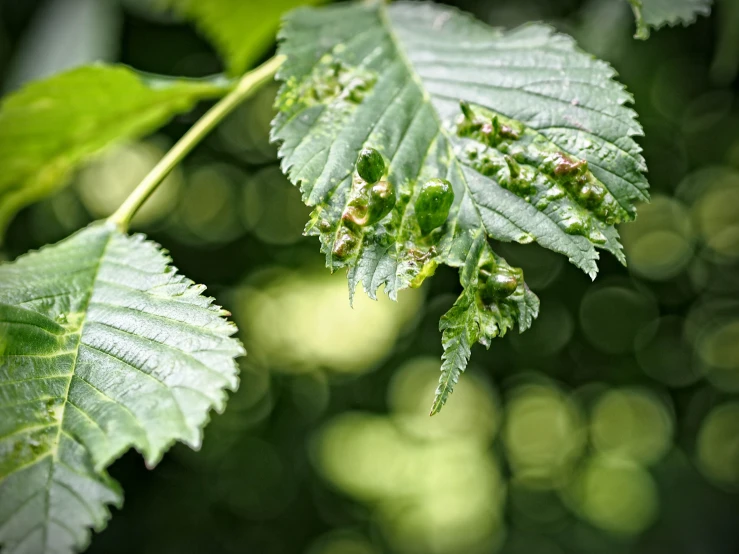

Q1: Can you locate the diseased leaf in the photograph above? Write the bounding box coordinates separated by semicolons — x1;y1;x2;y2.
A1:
0;222;243;554
271;1;649;413
167;0;327;76
0;65;232;239
628;0;713;39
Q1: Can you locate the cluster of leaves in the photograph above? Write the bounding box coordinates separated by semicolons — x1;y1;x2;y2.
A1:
0;0;716;551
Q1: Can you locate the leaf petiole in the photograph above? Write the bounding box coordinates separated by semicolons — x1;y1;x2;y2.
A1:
627;0;650;39
108;54;285;231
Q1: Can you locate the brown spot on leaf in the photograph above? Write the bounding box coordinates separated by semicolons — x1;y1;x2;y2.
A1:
552;153;587;177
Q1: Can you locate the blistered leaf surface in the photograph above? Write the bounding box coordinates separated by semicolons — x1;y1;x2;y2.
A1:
272;1;649;412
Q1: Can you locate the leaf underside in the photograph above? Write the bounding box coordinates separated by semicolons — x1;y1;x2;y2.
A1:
0;65;232;240
0;223;243;554
272;0;649;413
629;0;713;39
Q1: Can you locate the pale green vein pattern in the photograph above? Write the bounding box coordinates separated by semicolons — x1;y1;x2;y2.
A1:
629;0;713;39
0;65;232;239
0;223;243;553
272;1;649;412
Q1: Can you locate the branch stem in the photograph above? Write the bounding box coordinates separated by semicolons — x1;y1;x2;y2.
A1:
109;55;284;230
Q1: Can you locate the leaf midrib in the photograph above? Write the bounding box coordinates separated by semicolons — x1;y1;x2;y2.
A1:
40;228;113;550
377;4;514;264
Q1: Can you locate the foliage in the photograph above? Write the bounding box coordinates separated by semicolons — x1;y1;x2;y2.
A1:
2;0;725;550
166;0;326;76
628;0;713;39
0;223;243;554
271;1;648;413
0;66;232;239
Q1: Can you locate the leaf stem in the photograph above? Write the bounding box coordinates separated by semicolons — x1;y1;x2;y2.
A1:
108;55;285;231
627;0;649;39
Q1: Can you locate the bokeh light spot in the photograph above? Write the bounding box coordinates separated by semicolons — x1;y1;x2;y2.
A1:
697;319;739;392
565;455;659;536
388;357;499;442
627;231;693;281
590;388;673;465
75;139;181;226
503;382;585;489
620;195;694;281
237;270;422;374
313;412;506;554
697;402;739;490
682;168;739;262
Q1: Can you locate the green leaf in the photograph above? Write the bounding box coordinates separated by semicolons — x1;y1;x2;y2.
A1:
0;222;243;553
168;0;327;76
628;0;713;39
0;65;233;239
271;1;648;413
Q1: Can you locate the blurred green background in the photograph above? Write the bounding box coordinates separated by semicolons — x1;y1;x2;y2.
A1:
1;0;739;553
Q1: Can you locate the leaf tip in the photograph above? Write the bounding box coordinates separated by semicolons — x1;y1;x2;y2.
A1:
429;399;443;417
